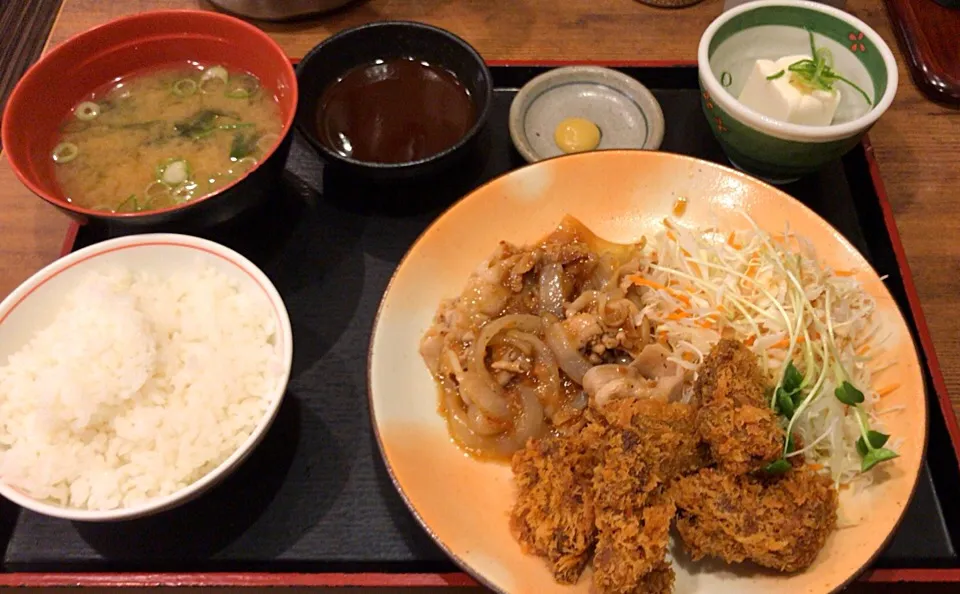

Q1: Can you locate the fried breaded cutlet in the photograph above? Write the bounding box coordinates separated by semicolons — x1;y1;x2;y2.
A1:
631;561;676;594
510;398;705;590
695;339;785;474
694;338;768;407
593;487;676;594
510;414;605;583
592;399;704;593
673;467;838;573
590;399;703;593
597;397;708;481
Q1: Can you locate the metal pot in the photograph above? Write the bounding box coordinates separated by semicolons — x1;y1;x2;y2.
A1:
207;0;356;21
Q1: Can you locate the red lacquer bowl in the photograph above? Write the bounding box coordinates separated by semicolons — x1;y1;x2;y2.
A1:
1;10;297;228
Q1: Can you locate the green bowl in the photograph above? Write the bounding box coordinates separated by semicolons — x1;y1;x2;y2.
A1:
697;0;897;183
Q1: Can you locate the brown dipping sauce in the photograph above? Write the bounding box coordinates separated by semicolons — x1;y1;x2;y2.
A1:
315;58;477;164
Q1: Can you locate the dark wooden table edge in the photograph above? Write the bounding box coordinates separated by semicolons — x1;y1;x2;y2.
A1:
29;58;960;588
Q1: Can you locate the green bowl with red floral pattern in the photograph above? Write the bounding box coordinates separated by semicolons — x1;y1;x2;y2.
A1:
698;0;897;183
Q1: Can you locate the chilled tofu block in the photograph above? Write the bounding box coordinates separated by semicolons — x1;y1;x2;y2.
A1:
736;55;841;126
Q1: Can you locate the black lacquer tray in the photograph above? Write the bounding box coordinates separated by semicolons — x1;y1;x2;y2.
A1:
2;63;958;587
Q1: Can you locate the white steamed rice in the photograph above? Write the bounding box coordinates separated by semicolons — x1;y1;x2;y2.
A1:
0;264;283;511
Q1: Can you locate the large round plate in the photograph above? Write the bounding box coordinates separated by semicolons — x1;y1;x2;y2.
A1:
368;150;925;593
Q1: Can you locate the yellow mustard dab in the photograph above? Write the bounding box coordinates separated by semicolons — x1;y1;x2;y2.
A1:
554;117;601;154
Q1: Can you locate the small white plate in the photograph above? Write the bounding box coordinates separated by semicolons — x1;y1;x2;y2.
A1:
508;66;666;162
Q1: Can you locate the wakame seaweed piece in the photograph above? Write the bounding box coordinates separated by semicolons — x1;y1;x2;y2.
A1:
217;123;256;130
229;131;262;160
114;120;164;131
173;109;239;138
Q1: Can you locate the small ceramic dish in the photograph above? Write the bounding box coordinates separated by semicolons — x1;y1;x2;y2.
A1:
508;66;665;163
698;0;898;183
0;234;293;521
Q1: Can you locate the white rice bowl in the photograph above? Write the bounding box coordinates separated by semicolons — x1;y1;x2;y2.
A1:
0;234;292;521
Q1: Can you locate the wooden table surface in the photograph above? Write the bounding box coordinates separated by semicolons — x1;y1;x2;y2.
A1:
0;0;958;591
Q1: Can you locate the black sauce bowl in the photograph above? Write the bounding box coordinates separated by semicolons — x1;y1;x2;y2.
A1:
294;21;493;183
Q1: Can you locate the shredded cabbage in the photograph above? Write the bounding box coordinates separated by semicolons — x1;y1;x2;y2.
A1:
634;216;898;488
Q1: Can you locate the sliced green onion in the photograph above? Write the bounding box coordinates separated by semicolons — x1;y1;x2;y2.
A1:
74;101;101;121
143;187;179;210
766;70;785;81
60;120;90;134
115;194;139;213
171;181;198;200
202;66;229;83
224;74;260;99
788;28;873;106
172;79;198;97
816;47;834;69
157;158;191;185
52;142;79;164
199;66;229;94
145;181;171;199
825;72;874;106
236;156;258;170
257;133;279;152
142;193;179;210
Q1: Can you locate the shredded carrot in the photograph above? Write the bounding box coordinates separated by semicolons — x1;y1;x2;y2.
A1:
663;217;676;230
808;463;824;471
726;231;743;250
769;336;806;350
694;319;713;329
666;230;677;242
877;383;901;398
682;351;697;362
856;343;871;356
834;269;858;277
666;311;691;321
626;275;691;306
745;335;756;346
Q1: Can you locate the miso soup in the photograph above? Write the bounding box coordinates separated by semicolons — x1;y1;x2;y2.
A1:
51;63;284;213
